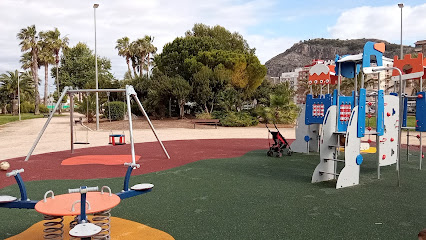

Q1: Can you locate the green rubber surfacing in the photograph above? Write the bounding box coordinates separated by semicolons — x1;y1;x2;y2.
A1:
0;150;425;239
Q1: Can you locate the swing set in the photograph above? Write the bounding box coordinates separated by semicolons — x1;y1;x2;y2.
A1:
25;85;170;161
106;91;127;146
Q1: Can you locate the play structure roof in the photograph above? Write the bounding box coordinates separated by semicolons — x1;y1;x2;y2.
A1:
337;54;393;63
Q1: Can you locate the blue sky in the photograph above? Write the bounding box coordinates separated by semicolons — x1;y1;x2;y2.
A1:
0;0;425;95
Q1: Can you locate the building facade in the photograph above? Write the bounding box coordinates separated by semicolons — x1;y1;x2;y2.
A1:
415;40;426;56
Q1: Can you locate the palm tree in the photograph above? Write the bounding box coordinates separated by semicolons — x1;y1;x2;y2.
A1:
115;37;133;79
46;28;68;94
143;36;157;78
17;25;40;114
19;52;32;70
0;71;34;114
131;39;145;78
38;31;55;104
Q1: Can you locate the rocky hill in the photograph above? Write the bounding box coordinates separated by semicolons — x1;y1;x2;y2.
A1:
265;38;415;77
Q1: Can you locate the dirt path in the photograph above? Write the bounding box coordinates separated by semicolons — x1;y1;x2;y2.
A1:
1;113;295;161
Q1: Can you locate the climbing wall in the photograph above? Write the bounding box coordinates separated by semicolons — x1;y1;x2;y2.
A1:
378;95;399;166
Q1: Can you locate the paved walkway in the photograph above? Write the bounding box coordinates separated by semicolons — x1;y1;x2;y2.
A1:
0;114;295;161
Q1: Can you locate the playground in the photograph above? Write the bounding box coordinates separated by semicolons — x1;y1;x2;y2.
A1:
1;137;426;239
1;42;426;240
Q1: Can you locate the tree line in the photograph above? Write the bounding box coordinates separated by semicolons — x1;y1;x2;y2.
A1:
0;23;299;125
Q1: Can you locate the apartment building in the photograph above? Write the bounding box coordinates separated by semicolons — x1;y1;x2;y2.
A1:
366;57;394;93
415;40;426;56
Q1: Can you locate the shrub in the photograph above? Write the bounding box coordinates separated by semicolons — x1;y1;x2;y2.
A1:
18;102;49;114
131;103;143;117
196;112;212;119
39;104;49;113
219;111;258;127
20;101;34;113
211;111;226;120
255;105;299;124
104;101;126;121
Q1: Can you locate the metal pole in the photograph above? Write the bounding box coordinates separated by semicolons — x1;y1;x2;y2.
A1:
337;62;341;130
397;73;403;186
17;71;21;121
68;89;126;93
25;87;70;161
377;140;381;179
56;61;60;114
354;65;358;106
399;3;404;58
421;76;423;170
94;4;99;131
421;132;423;170
125;88;136;165
407;129;409;161
130;89;170;159
70;93;74;153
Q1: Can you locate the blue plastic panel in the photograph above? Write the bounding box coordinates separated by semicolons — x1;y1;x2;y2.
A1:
376;90;384;136
335;57;358;79
305;94;332;125
416;92;426;132
337;95;355;132
362;41;383;69
403;96;408;127
357;88;367;138
332;89;338;105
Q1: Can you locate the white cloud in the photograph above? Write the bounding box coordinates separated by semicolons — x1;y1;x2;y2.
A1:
245;35;297;64
0;0;277;93
328;4;426;45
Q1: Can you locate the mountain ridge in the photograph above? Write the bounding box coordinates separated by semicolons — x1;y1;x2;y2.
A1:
265;38;415;77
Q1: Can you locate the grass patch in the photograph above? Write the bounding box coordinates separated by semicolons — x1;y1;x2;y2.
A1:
0;150;425;239
366;115;416;128
0;113;66;125
0;113;45;125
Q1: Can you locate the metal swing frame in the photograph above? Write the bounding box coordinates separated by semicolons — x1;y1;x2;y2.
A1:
25;85;170;163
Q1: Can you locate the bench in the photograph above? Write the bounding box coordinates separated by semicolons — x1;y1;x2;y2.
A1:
191;119;220;129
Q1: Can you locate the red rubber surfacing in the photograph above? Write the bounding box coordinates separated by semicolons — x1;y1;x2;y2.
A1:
1;138;275;189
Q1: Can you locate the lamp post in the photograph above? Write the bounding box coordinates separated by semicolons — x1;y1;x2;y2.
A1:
93;3;99;130
16;70;25;121
398;3;404;58
17;70;21;121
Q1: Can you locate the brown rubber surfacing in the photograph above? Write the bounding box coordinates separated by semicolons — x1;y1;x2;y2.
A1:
1;138;274;189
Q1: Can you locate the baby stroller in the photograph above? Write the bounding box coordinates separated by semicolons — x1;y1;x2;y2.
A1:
266;123;292;157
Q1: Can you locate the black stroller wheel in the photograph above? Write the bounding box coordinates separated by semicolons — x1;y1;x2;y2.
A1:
267;150;273;157
287;150;293;156
276;152;282;158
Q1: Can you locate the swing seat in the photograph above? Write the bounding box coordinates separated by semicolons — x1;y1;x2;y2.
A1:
109;134;126;146
74;142;90;145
